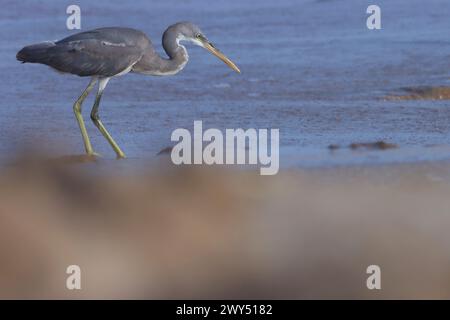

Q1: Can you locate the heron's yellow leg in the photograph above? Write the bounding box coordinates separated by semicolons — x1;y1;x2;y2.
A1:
73;77;99;157
90;78;126;159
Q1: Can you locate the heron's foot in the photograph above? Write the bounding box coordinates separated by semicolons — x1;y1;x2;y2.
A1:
115;152;126;160
86;151;102;159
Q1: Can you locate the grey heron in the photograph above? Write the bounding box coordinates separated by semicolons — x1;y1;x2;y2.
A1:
16;22;240;159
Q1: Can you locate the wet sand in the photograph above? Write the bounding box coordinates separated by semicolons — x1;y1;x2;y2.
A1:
2;158;450;299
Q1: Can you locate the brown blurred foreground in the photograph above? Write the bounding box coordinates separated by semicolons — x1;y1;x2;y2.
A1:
1;155;450;299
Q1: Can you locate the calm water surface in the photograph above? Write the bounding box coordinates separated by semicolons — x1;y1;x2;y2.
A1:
1;0;450;168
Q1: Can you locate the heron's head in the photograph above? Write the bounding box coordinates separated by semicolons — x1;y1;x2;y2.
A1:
167;22;240;73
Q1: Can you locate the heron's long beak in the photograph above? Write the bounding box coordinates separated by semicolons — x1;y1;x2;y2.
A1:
202;40;241;74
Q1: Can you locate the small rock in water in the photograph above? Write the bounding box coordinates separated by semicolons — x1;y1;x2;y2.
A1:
328;144;340;150
157;146;173;155
349;141;398;150
328;141;398;151
385;86;450;100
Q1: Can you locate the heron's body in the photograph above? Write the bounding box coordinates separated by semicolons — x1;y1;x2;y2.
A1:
16;22;240;158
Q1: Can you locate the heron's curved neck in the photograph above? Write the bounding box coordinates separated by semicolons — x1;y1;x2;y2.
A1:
133;29;188;76
162;31;189;75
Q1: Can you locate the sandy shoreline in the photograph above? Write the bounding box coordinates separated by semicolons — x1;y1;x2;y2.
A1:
1;158;450;298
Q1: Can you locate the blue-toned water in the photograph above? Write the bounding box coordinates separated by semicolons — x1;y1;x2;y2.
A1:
1;0;450;168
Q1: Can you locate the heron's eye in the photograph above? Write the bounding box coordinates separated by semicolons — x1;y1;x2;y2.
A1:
195;34;202;39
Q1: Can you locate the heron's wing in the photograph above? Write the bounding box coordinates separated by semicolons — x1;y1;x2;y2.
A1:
46;28;148;77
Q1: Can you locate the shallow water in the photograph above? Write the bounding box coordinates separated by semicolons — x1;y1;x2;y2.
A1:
1;0;450;168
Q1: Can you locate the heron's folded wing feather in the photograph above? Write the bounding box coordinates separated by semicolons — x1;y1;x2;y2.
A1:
46;38;143;77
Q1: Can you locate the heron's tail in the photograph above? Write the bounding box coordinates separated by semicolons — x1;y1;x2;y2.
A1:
16;41;56;64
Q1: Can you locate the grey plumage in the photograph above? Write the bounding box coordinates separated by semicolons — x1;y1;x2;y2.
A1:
18;27;150;77
16;23;208;77
16;22;240;158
